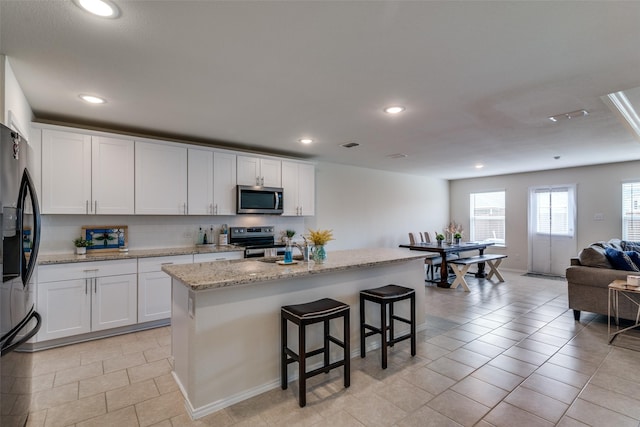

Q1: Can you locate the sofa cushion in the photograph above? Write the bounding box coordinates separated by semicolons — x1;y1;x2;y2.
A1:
604;247;640;271
622;240;640;252
578;245;612;268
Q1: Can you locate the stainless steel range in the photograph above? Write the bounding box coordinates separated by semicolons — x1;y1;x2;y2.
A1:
229;226;286;258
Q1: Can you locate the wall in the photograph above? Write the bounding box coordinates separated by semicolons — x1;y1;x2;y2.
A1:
40;161;449;254
3;57;33;139
450;160;640;272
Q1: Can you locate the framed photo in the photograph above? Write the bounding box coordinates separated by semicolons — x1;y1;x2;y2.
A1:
82;226;128;252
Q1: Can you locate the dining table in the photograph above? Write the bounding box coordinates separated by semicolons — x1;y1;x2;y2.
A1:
399;241;495;287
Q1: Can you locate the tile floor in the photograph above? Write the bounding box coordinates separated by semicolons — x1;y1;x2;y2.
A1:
26;271;640;426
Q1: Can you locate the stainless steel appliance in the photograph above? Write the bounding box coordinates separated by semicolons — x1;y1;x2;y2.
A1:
1;124;42;427
236;185;284;215
229;226;286;258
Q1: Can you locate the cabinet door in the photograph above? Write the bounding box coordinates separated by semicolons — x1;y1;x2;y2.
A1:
260;159;282;188
92;136;135;214
138;272;171;322
135;141;188;215
236;155;260;186
41;130;91;214
213;152;237;215
281;161;300;216
298;163;315;216
36;279;91;341
188;148;214;215
92;274;137;331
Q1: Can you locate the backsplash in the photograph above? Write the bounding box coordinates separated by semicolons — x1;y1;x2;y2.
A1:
40;215;313;254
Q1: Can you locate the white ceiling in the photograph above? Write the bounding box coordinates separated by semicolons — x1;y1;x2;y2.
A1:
2;1;640;180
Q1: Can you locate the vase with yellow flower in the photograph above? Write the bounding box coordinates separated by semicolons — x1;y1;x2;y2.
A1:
307;229;334;264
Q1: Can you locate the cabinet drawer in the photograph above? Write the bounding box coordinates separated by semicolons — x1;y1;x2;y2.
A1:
194;251;243;263
39;259;137;283
138;255;193;273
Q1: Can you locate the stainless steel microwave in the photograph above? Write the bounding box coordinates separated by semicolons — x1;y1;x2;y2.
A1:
236;185;284;214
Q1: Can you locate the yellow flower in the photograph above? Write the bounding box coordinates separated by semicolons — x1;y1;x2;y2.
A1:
307;229;334;246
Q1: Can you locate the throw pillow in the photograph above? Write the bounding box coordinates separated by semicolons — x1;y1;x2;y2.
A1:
622;240;640;253
604;247;640;271
627;251;640;269
578;245;612;268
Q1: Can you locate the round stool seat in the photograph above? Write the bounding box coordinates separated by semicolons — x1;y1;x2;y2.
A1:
360;284;414;299
282;298;349;320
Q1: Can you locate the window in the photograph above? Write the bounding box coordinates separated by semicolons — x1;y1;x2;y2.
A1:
533;187;574;237
470;191;505;245
622;182;640;240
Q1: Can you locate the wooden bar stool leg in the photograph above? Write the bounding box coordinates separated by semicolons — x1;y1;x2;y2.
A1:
389;300;395;347
324;319;330;373
360;294;366;358
281;316;287;390
298;319;306;407
410;293;416;356
344;310;350;388
380;300;388;369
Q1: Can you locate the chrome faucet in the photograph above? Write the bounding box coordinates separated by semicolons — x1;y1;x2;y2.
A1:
293;242;311;261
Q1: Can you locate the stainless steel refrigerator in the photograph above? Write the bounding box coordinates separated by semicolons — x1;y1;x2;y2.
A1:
0;123;41;427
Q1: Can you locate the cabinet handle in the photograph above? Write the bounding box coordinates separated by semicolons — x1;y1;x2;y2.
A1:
83;269;99;273
214;204;218;215
86;200;89;214
261;176;265;186
85;279;88;295
94;278;97;294
94;200;97;214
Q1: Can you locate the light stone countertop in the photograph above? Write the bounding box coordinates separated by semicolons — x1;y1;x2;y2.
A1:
162;248;427;291
37;245;244;265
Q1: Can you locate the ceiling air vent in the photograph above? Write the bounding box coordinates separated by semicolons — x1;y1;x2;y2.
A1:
386;153;408;159
340;142;360;148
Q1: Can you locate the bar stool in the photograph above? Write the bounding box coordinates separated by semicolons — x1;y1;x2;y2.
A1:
281;298;350;407
360;284;416;369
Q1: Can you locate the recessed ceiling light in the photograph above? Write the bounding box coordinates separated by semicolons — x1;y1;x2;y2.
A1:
475;164;484;169
79;94;106;104
299;138;313;144
74;0;120;18
548;109;588;122
384;106;405;114
386;153;408;159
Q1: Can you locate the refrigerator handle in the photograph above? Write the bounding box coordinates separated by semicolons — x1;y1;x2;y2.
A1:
1;311;41;357
17;169;41;287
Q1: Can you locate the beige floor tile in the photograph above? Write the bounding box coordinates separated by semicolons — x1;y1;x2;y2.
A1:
555;416;590;426
228;415;269;427
565;398;638;427
309;410;366;427
450;376;509;407
78;369;130;398
106;378;159;411
476;333;518;349
372;377;433;412
502;346;550;366
260;397;323;426
488;354;538;377
31;382;79;411
395;405;463;427
483;402;555;427
26;409;47;427
520;373;581;404
196;408;235;426
547;352;600;376
79;346;123;365
446;347;491;369
43;393;106;427
170;413;210;426
53;361;103;387
516;338;560;356
427;389;490;427
75;405;138;427
425;357;475;381
154;372;179;394
103;351;147;373
535;362;590;389
12;372;54;394
127;358;172;383
471;365;524;392
425;335;466;351
461;340;504;358
344;392;407;427
121;337;161;355
579;383;640;420
401;366;456;395
32;352;81;377
135;390;187;427
225;388;292;421
504;386;569;423
144;344;171;363
415;341;450;360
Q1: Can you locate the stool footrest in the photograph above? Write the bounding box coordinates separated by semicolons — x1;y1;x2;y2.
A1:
389;333;412;346
305;360;346;379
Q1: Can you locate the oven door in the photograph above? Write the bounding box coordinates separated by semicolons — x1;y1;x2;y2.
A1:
245;247;286;258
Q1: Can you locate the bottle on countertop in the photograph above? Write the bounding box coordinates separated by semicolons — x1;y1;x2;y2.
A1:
219;224;228;246
284;239;293;263
203;230;208;245
197;227;204;245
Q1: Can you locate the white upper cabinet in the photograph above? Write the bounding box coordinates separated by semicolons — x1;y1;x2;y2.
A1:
281;161;315;216
135;140;188;215
41;129;92;214
91;136;135;214
41;130;134;215
237;156;281;187
188;148;214;215
213;151;237;215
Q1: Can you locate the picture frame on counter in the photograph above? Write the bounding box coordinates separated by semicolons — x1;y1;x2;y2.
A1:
82;225;128;252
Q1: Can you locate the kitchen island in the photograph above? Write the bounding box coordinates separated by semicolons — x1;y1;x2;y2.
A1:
162;248;427;419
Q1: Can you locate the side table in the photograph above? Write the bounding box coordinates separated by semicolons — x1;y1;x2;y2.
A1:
608;279;640;344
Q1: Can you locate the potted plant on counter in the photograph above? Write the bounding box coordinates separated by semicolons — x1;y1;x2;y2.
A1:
307;229;334;264
454;232;462;245
435;233;445;246
73;237;93;255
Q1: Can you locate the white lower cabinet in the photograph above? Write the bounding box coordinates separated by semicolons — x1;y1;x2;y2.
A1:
37;259;137;341
138;255;193;323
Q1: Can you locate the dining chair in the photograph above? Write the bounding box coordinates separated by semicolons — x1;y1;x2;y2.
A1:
409;232;442;281
423;232;432;243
